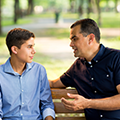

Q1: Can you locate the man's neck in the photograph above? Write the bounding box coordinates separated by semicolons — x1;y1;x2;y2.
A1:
86;43;100;62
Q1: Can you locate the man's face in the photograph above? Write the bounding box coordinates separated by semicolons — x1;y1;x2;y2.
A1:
16;37;36;63
69;25;89;58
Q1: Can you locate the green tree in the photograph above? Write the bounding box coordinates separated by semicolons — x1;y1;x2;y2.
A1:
78;0;84;18
114;0;118;12
96;0;101;26
27;0;34;14
14;0;20;23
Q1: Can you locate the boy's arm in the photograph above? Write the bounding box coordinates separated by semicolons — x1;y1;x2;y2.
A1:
40;67;55;120
0;92;3;120
45;116;54;120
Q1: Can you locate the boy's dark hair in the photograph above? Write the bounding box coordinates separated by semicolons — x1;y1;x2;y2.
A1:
70;18;100;43
6;28;35;55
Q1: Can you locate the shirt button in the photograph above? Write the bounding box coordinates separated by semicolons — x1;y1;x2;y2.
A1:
21;113;23;116
90;65;93;68
96;60;98;62
91;78;94;80
94;91;97;93
100;114;103;117
107;74;109;77
22;102;24;105
22;90;24;92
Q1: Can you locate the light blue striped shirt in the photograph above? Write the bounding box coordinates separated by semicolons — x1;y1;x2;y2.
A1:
0;58;55;120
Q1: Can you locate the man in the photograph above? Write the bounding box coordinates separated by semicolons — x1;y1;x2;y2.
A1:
49;18;120;120
0;28;55;120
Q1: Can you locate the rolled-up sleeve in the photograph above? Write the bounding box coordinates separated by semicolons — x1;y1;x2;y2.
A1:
0;90;3;119
43;108;55;119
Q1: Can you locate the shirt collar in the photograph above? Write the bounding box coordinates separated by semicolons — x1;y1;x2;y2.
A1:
92;44;105;63
4;57;32;75
83;44;105;65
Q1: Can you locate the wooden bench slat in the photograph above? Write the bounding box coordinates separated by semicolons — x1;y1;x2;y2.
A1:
51;88;78;99
51;88;86;120
55;117;86;120
54;102;84;113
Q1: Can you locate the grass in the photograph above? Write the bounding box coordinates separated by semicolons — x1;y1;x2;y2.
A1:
0;37;5;47
101;36;120;49
1;12;120;28
0;11;120;79
1;35;120;79
33;52;73;79
34;28;70;38
2;16;32;26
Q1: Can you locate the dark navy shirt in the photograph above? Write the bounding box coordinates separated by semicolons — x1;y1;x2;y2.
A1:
60;44;120;120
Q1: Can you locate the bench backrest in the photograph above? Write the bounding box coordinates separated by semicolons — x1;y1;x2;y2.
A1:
51;88;86;120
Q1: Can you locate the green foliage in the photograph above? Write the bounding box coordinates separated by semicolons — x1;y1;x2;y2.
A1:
34;0;70;10
0;37;5;47
2;17;32;26
83;12;120;28
101;12;120;28
101;36;120;49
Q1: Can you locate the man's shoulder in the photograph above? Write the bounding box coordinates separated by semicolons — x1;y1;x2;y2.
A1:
71;57;85;68
74;57;85;63
105;47;120;53
105;47;120;57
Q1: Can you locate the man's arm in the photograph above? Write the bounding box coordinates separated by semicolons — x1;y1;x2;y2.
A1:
61;84;120;111
49;77;66;88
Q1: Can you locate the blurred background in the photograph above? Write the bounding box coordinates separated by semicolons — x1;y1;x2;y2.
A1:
0;0;120;79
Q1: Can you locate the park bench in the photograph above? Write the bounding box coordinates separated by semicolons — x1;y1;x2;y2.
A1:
51;88;86;120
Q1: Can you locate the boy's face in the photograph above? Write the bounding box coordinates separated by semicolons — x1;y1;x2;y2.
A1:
16;37;36;63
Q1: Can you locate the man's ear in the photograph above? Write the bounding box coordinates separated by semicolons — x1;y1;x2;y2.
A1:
88;33;95;44
11;46;18;54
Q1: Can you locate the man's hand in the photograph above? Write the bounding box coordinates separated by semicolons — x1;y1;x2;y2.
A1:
61;93;89;111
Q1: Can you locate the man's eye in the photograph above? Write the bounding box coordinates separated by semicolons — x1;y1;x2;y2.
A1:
73;38;77;41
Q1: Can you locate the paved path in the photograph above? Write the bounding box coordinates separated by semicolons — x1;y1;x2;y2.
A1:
2;18;120;37
2;18;120;61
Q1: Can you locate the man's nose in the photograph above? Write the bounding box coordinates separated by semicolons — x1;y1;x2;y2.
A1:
69;41;74;47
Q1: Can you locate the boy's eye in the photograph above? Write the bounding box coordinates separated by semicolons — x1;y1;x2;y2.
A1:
28;46;32;48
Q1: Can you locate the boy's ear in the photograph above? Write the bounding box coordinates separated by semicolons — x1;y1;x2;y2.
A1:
11;46;18;54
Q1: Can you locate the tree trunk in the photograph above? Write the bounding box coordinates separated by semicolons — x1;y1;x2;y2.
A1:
28;0;34;15
14;0;20;23
91;0;97;14
0;0;2;35
87;0;91;18
69;0;75;13
115;0;118;13
96;0;101;26
78;0;84;18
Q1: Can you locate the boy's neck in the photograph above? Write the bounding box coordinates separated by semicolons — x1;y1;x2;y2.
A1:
10;56;26;75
